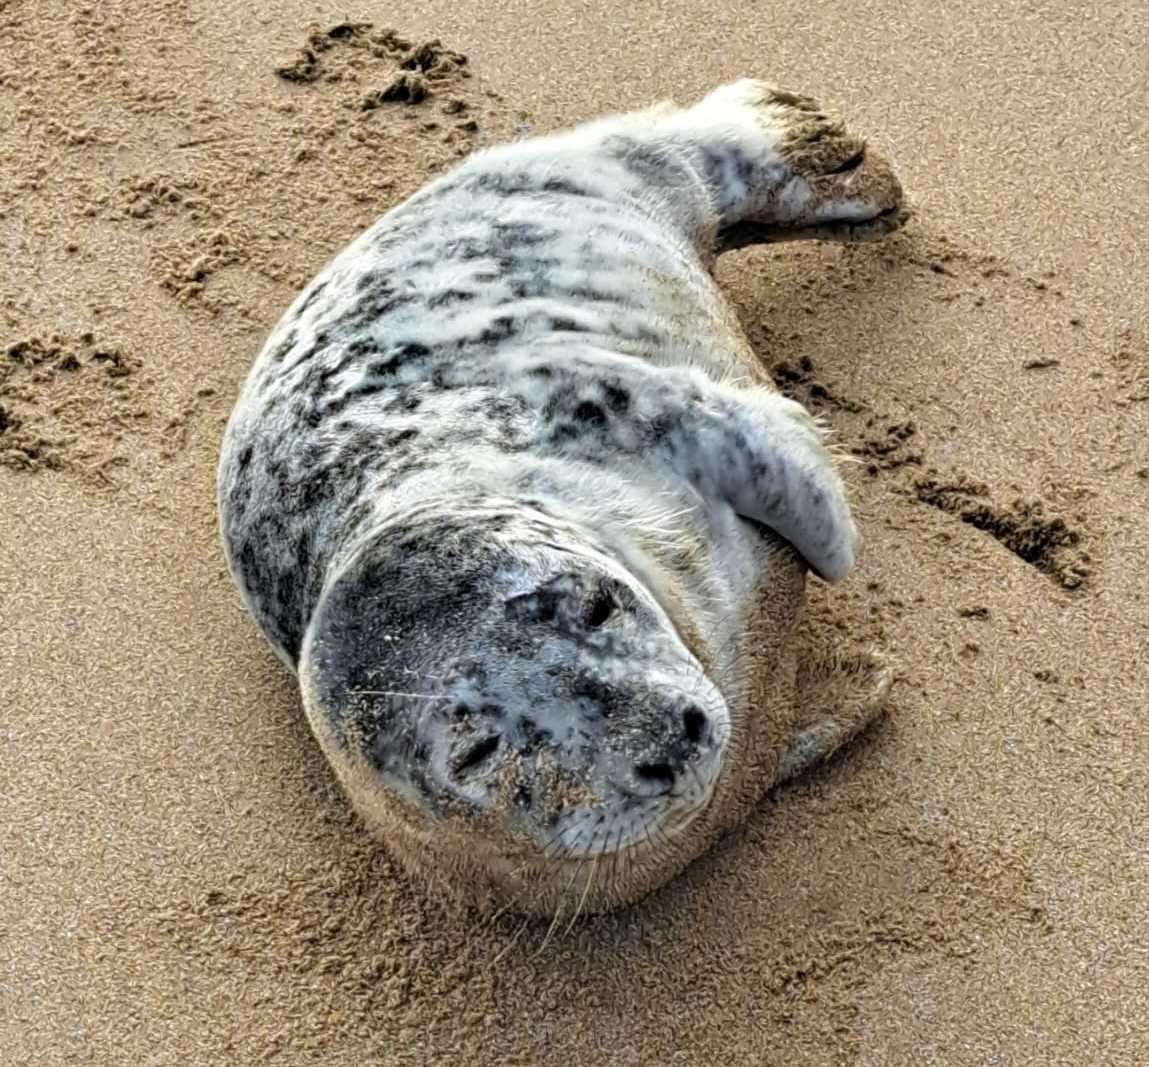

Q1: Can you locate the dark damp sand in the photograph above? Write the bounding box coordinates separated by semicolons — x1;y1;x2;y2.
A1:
2;2;1147;1064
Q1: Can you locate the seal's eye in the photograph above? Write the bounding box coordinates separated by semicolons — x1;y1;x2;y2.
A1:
584;586;618;628
452;734;501;777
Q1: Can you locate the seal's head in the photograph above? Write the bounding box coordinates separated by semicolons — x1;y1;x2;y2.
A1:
299;498;741;914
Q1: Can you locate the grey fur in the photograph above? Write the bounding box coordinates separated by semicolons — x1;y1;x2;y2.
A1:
218;79;904;870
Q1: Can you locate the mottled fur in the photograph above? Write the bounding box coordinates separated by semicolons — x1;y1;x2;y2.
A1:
218;80;904;915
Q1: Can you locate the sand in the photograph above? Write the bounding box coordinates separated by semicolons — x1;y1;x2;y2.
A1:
2;2;1147;1064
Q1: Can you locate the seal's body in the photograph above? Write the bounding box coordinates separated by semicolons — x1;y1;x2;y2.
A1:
218;80;904;915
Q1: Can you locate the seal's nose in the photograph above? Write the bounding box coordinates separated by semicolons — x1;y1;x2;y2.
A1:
627;704;713;796
682;705;709;746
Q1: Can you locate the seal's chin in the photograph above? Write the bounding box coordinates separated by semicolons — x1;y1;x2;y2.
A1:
542;753;724;860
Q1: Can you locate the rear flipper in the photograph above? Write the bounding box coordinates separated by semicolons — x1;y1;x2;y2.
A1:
669;79;906;243
774;646;894;785
520;78;906;251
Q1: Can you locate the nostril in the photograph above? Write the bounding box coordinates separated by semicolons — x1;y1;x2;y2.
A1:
683;706;708;746
634;761;676;792
452;734;501;777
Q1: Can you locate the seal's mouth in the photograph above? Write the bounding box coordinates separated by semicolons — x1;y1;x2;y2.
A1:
542;758;722;860
548;807;699;861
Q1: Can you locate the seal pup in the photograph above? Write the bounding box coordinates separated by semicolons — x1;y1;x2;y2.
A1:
218;79;904;915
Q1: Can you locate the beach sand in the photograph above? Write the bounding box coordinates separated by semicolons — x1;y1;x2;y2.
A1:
2;2;1147;1063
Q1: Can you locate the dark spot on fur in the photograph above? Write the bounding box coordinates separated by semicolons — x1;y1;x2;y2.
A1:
541;384;573;422
237;540;258;583
736;151;755;189
542;176;593;197
493;221;555;247
267;328;298;363
573;400;606;427
305;360;344;395
343;500;373;534
570;673;618;718
345;287;417;331
428;288;476;309
605;134;694;190
386;427;419;447
648;412;674;442
297;279;328;315
481;513;511;532
321;384;377;418
469;170;549;198
283;331;333;374
346;338;376;359
364;341;432;380
696;145;754;213
549;316;587;332
397;391;423;412
477;315;516;344
603;383;630;413
449;236;488;262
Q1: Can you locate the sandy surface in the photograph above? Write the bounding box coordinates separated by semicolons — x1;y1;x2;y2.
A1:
3;2;1147;1064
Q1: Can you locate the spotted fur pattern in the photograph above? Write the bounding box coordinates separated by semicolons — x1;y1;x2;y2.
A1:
217;79;904;890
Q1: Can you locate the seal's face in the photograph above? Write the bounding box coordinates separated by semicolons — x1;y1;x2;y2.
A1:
301;507;730;870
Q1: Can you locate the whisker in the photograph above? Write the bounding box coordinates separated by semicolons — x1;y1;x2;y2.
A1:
485;913;532;972
534;871;573;958
561;854;598;940
346;688;455;701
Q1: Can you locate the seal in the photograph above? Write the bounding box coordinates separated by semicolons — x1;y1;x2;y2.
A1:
218;79;905;916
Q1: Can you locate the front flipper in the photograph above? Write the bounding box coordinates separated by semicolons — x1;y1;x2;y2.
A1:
689;386;858;582
512;351;856;581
